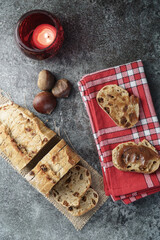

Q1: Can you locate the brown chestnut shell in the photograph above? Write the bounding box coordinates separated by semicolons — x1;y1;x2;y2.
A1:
33;91;56;114
52;78;72;98
37;70;55;91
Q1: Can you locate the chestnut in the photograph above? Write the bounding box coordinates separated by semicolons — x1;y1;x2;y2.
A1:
52;78;72;98
33;91;56;114
37;70;55;91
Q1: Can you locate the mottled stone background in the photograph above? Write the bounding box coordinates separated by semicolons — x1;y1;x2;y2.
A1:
0;0;160;239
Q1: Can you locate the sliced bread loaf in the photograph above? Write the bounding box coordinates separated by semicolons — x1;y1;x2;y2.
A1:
96;84;139;128
112;139;160;174
25;141;81;195
67;188;99;216
51;165;91;207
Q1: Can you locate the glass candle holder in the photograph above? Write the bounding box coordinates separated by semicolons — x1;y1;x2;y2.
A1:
15;10;64;60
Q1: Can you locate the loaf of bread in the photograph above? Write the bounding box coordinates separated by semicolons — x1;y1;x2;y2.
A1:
52;165;91;208
0;102;56;170
0;101;98;217
96;84;139;128
67;188;99;216
112;139;160;174
25;140;81;195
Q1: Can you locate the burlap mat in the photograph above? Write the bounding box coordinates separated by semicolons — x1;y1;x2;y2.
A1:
0;89;108;230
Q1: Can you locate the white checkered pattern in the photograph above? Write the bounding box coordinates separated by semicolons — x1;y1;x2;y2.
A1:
116;73;123;79
127;69;134;76
130;81;137;87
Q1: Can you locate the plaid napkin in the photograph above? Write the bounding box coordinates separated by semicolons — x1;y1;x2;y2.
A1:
78;60;160;204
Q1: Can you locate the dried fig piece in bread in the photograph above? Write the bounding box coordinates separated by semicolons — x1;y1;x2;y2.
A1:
96;84;139;128
67;188;99;216
112;140;160;174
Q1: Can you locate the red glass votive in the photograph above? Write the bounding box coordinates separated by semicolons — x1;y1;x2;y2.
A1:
15;10;64;60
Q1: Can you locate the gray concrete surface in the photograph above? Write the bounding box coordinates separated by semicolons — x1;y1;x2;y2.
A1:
0;0;160;239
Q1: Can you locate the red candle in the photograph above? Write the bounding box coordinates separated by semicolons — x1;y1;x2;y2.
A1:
32;24;57;49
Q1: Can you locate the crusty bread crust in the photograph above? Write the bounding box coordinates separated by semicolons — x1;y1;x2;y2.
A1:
0;121;31;171
0;102;56;170
96;84;139;128
112;140;160;174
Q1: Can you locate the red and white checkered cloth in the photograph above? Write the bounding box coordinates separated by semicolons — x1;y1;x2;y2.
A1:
78;60;160;204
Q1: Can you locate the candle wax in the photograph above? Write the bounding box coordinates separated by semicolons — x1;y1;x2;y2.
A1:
32;24;57;49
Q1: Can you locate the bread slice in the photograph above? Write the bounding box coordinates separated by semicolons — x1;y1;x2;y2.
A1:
67;188;99;216
28;164;60;194
25;141;81;195
25;139;67;182
96;84;139;128
0;102;56;170
51;165;91;207
112;139;160;174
